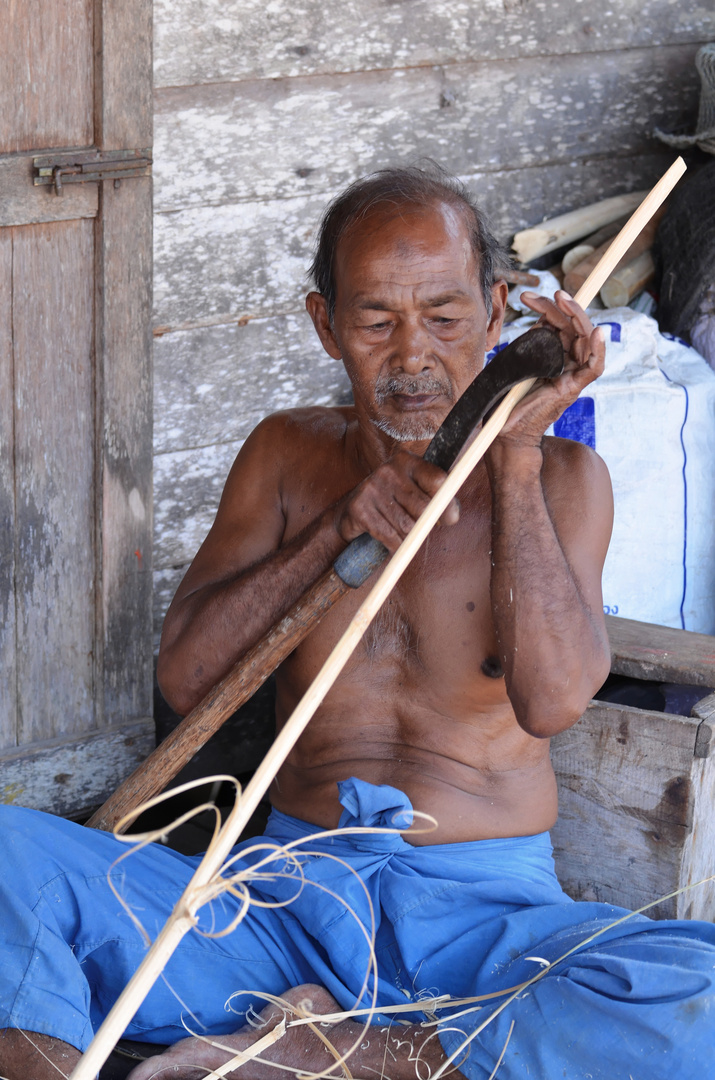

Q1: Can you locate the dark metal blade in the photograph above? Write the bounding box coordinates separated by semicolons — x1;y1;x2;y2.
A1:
333;324;565;587
424;325;564;470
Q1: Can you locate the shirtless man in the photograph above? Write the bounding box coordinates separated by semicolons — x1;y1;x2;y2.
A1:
2;168;714;1080
157;172;612;843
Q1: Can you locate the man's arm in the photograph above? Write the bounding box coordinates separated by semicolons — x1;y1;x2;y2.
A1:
158;411;457;715
486;290;613;737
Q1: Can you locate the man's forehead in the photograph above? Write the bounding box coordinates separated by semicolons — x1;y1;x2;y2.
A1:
333;199;480;294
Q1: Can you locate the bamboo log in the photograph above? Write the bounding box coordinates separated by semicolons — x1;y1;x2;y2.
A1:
563;206;664;297
599;250;656;308
511;190;646;264
70;156;686;1080
560;216;629;275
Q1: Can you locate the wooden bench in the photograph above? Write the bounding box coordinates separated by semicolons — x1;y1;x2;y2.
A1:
551;615;715;920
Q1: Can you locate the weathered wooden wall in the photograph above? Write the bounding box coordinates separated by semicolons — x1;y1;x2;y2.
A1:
0;0;154;817
152;0;715;646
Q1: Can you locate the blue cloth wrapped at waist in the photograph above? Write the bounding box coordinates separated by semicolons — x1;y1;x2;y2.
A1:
0;777;714;1079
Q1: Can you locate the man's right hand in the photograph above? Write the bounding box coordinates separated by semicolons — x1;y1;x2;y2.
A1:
333;449;461;553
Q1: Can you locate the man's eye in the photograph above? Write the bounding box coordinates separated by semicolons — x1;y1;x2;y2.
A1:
365;321;390;330
432;316;457;325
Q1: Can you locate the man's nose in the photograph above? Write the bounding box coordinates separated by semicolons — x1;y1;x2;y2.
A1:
391;319;434;373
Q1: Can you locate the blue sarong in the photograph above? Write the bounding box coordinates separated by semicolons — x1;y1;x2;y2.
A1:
1;777;714;1078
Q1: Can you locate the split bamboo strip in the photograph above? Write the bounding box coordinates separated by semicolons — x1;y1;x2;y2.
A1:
511;190;646;264
70;156;685;1080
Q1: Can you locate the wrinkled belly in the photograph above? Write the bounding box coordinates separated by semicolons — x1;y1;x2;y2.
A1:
270;700;558;844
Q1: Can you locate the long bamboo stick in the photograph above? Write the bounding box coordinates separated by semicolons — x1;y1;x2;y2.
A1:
70;156;685;1080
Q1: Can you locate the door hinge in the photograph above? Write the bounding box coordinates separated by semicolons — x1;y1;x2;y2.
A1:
34;148;152;195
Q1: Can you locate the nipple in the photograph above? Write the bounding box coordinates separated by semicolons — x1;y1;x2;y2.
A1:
481;655;504;679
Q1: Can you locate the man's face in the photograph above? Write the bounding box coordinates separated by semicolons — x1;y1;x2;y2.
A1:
309;200;506;447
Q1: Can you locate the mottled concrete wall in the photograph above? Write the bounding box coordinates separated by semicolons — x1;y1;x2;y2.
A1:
152;0;714;648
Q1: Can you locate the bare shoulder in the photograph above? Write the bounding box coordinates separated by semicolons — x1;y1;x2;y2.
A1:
541;435;612;505
540;435;614;561
169;406;352;603
216;404;352;525
257;404;351;435
223;405;349;482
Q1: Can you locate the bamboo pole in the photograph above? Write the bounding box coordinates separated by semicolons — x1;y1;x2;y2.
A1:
70;156;685;1080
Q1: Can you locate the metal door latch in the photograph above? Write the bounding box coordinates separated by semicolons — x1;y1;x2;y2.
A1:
34;148;152;195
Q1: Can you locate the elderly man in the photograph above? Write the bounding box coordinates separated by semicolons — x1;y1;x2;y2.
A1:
1;168;714;1080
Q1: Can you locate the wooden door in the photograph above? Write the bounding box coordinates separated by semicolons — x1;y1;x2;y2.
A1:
0;0;154;816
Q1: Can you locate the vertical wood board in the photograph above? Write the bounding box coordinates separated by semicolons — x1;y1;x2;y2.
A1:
95;0;153;148
99;180;154;725
0;232;16;747
551;702;701;917
678;750;715;921
153;46;700;212
12;219;96;744
154;0;715;87
0;0;93;153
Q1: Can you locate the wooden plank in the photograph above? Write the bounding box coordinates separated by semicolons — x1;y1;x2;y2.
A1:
693;691;715;724
606;615;715;687
95;0;153;148
154;0;715;87
0;719;155;819
154;153;676;329
0;232;15;748
0;154;98;229
0;0;93;153
12;219;96;745
153;440;243;571
153;45;699;213
679;750;715;921
93;0;154;727
153;312;351;455
97;179;154;726
551;702;700;917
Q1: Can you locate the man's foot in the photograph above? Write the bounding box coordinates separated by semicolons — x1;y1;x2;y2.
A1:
125;983;458;1080
0;1028;81;1080
125;985;340;1080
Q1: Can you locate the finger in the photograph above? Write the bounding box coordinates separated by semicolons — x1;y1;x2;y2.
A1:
371;508;412;553
522;290;597;346
553;290;598;342
567;323;606;377
520;291;573;334
409;457;450;498
387;493;425;537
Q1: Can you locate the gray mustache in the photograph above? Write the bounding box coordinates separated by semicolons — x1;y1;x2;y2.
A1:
375;376;453;401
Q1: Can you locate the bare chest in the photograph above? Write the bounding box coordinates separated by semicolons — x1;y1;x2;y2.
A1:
283;473;502;695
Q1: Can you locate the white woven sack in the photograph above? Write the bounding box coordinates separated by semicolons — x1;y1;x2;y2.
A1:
490;307;715;633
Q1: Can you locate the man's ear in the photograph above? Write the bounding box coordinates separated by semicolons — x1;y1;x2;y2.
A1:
306;292;342;360
485;279;509;351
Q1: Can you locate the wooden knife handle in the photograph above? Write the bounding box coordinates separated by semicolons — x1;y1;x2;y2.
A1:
87;568;348;831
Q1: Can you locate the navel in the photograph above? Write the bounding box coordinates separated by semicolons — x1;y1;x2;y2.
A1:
481;655;504;679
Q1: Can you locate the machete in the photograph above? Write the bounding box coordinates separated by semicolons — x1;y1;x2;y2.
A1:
88;325;564;831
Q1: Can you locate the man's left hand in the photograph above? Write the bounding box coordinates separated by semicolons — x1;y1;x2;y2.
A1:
493;289;606;451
